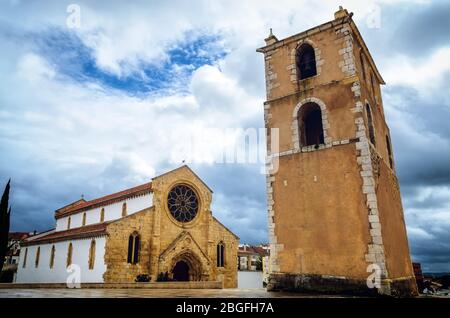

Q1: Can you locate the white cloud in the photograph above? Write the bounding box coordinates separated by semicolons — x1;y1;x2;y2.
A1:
17;53;55;83
383;47;450;92
407;227;434;240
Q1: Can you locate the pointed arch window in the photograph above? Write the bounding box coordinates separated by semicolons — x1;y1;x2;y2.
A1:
67;242;73;268
22;247;28;268
88;240;96;270
122;202;127;217
35;246;40;268
49;245;55;269
366;103;376;146
100;208;105;223
296;43;317;80
297;102;324;147
127;232;140;264
82;212;87;226
67;217;71;230
217;242;225;267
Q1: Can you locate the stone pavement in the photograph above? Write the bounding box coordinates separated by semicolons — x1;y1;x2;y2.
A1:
0;288;339;298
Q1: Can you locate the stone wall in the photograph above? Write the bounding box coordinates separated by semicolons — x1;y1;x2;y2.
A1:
259;9;417;296
209;217;238;288
103;208;154;283
103;166;238;288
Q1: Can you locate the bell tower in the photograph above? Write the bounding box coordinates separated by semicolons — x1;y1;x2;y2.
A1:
257;8;417;296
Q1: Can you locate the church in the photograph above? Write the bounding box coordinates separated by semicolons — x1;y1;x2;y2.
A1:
16;165;238;288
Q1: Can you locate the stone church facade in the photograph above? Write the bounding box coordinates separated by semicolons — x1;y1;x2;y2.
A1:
16;166;238;288
258;8;417;296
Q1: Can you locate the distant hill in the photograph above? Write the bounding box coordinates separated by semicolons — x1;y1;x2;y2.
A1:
423;272;450;277
423;273;450;289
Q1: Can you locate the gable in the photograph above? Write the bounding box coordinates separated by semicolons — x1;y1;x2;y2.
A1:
152;165;213;193
159;231;211;267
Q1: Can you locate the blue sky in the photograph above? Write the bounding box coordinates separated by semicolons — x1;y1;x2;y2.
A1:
1;0;450;272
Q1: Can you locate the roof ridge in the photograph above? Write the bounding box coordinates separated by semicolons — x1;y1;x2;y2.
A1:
55;182;152;218
83;182;152;205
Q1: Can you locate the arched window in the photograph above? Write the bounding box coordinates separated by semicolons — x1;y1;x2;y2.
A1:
82;212;87;226
366;103;376;145
88;240;96;270
49;245;55;269
359;51;366;82
67;217;71;230
100;208;105;223
35;246;40;268
296;43;317;80
386;135;394;169
22;247;28;268
127;232;140;264
217;242;225;267
122;202;127;217
67;243;73;268
297;102;324;147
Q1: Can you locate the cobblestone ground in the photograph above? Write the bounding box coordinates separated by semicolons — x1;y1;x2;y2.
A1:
0;288;342;298
1;288;445;298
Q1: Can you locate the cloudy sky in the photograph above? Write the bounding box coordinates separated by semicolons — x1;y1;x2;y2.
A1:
0;0;449;272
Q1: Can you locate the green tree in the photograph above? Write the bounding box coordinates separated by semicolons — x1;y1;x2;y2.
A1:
0;180;11;273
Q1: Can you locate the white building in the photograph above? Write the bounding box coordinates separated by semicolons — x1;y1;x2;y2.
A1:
16;182;153;283
237;244;267;271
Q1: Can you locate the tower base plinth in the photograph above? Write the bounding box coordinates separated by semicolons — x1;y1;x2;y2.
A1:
267;273;418;297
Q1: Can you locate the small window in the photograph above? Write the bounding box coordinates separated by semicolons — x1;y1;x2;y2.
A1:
67;217;71;230
122;202;127;217
127;232;140;264
88;240;96;270
296;43;317;80
49;245;55;269
22;248;28;268
297;102;325;147
366;103;376;146
67;243;73;268
359;51;366;83
82;212;87;226
35;246;40;268
217;243;225;267
100;208;105;223
386;135;394;169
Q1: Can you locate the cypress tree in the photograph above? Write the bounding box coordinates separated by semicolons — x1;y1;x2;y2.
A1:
0;180;11;273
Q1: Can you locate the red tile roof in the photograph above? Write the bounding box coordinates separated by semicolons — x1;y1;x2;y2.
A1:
238;245;269;256
8;232;30;241
22;223;108;246
55;182;152;218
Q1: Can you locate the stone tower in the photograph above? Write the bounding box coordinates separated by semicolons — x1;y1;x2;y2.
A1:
257;8;417;296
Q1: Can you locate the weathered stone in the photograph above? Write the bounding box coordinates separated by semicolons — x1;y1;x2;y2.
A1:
257;7;418;297
104;166;238;288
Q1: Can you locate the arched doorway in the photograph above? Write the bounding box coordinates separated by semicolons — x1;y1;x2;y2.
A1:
172;260;190;281
169;251;204;281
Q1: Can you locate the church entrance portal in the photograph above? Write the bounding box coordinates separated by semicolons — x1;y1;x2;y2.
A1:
169;251;204;281
172;260;190;281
